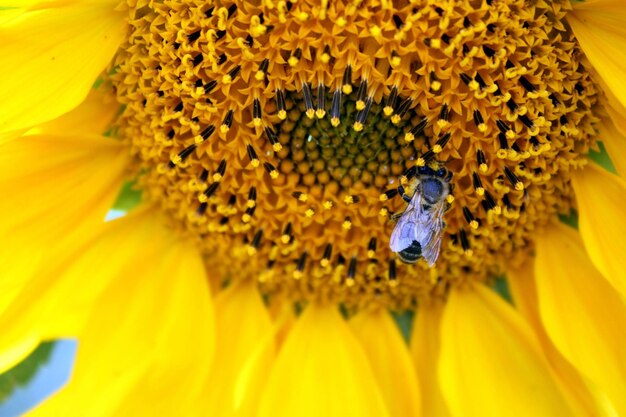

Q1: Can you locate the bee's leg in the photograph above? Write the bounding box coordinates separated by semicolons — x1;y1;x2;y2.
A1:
398;184;411;203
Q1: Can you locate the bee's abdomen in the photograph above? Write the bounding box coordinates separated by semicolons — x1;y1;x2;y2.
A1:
398;240;422;264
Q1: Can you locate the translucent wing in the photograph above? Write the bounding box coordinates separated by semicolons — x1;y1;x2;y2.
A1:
389;193;422;253
417;201;446;266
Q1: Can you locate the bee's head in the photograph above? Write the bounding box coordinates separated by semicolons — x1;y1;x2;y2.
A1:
420;177;447;204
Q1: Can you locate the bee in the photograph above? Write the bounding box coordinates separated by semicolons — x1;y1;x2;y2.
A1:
389;165;453;266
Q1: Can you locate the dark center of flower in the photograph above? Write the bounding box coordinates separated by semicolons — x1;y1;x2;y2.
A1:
111;0;599;309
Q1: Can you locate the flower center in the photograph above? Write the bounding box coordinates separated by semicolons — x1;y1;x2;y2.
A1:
112;0;599;309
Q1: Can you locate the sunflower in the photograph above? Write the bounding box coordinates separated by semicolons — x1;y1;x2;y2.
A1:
1;0;626;415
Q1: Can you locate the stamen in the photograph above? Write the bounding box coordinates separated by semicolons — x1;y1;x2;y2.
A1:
301;82;315;118
276;89;287;120
253;98;262;127
281;222;292;243
391;97;412;124
404;117;428;142
316;84;326;118
367;237;377;258
195;125;216;143
504;167;524;191
247;186;257;208
463;206;479;229
294;251;307;279
220;110;234;133
263;162;279;179
472;172;485;195
246;144;260;167
476;149;488;173
353;96;373;131
331;89;341;126
264;126;282;151
342;65;353;94
321;243;333;267
384;86;398;116
433;132;451;153
356;80;368;110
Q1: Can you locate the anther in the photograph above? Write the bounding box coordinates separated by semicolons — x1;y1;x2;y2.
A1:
388;259;397;284
205;6;215;17
316;84;326;118
477;149;488;173
353;96;373;131
246;144;260;167
392;97;412;124
187;30;201;43
276;89;287;120
475;73;487;89
294;252;307;279
195;125;216;144
367;237;377;258
404;117;428;142
331;89;342;126
242;205;256;223
344;195;360;204
463;206;479;229
433;132;451;153
173;102;184;113
263;162;279;179
220;110;234;133
460;73;472;85
169;143;197;168
321;243;333;267
482;45;495;57
247;186;257;208
342;65;353;94
549;93;560;107
281;222;292;244
347;257;357;281
459;229;472;256
253;98;262;127
496;119;511;135
392;14;403;29
380;188;398;201
213;159;227;181
197;202;208;215
504;167;524;191
203;182;220;198
384;86;398;116
204;80;217;94
356;80;368;110
292;191;308;202
506;98;518;112
481;190;498;213
223;65;241;83
472;172;485;195
255;58;269;81
518;114;534;129
192;54;203;66
519;76;536;92
301;82;315;118
342;216;352;230
199;169;209;182
227;3;238;17
472;110;487;133
264;126;282;151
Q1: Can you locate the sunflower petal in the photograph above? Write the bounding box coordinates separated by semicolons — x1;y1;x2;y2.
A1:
535;223;626;416
258;305;389;417
596;117;626;177
571;163;626;292
439;285;574;417
568;1;626;111
205;283;274;417
23;211;215;416
411;301;451;417
508;265;612;417
350;310;421;417
0;1;126;136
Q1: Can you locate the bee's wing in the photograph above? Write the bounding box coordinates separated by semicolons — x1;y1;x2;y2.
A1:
389;194;422;253
418;201;446;266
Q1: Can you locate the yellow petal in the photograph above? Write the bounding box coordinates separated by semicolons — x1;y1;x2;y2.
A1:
0;1;126;136
568;1;626;111
205;282;275;417
439;285;574;417
29;87;120;136
535;223;626;416
508;265;613;417
258;305;389;417
571;163;626;292
0;134;128;311
350;310;421;417
25;211;215;416
597;115;626;177
411;301;451;417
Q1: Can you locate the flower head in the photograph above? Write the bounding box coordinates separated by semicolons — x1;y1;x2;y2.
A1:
1;0;626;416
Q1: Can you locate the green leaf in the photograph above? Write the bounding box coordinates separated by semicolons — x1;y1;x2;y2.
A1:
493;276;512;304
113;180;142;211
0;342;55;404
589;141;617;174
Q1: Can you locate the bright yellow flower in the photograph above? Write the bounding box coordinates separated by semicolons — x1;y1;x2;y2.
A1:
1;0;626;415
